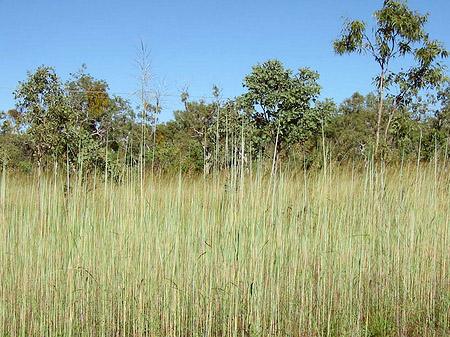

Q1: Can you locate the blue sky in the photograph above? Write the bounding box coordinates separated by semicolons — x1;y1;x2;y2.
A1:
1;0;449;122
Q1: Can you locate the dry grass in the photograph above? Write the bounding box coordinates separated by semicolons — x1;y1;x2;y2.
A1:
0;163;449;336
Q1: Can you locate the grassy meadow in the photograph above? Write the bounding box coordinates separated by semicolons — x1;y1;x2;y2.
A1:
0;162;449;336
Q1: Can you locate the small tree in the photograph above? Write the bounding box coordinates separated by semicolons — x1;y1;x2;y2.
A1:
66;66;136;171
238;59;321;160
14;66;73;233
175;95;217;174
14;66;72;177
334;0;448;154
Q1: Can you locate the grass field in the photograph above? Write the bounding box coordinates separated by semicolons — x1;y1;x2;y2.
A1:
0;162;449;336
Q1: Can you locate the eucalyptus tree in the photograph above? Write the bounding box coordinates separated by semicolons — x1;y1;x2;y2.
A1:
334;0;448;154
14;66;73;177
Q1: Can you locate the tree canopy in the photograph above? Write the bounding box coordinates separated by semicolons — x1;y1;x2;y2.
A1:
2;2;450;173
238;60;323;158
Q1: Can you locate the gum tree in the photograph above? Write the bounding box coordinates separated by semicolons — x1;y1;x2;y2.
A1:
334;0;448;154
14;66;72;178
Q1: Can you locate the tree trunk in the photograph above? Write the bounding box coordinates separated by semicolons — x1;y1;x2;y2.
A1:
204;149;212;175
375;70;386;155
384;100;400;145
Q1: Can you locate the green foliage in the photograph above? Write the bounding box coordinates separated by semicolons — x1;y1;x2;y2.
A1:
8;65;138;173
211;99;251;168
18;160;33;174
1;29;448;174
334;0;448;153
153;120;205;173
66;65;111;129
433;86;450;135
421;85;450;160
0;133;30;168
0;110;30;168
154;94;252;173
299;98;335;147
326;92;425;162
238;60;322;157
326;93;378;161
14;66;74;167
173;99;217;172
0;109;24;134
66;66;136;171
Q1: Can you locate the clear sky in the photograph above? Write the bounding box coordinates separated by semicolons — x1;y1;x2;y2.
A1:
1;0;449;122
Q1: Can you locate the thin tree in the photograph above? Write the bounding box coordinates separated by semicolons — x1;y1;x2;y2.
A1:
334;0;448;154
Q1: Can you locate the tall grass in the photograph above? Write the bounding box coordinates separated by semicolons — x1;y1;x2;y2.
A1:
0;162;449;336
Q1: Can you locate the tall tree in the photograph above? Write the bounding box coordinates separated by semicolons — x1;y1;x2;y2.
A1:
334;0;448;154
238;60;321;159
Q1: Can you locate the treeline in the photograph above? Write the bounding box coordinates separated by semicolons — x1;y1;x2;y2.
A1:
1;62;449;175
1;0;449;174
